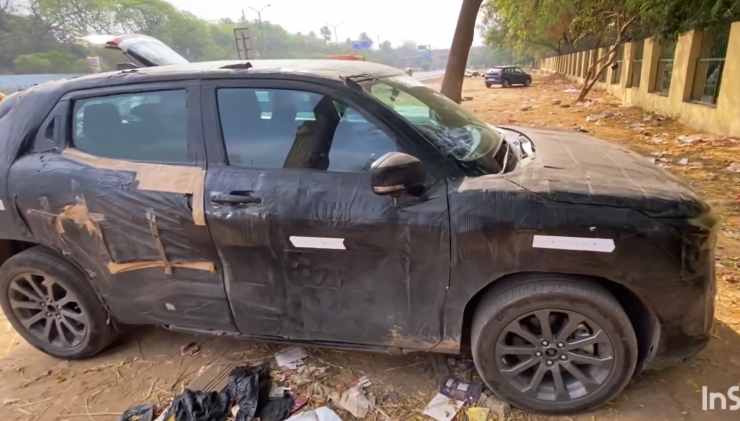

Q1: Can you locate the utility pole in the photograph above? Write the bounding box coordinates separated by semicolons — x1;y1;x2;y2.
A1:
328;21;344;44
248;3;271;57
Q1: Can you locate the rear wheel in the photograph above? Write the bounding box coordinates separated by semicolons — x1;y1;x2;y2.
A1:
0;247;117;359
502;79;511;88
524;78;532;87
471;277;637;414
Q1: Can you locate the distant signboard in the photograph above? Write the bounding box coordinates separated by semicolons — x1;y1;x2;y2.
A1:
233;27;257;59
351;39;373;50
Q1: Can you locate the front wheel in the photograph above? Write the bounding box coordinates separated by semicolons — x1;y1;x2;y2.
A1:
0;247;117;359
471;277;637;414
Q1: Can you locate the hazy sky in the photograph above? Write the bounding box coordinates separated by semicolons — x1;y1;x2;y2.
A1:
167;0;484;49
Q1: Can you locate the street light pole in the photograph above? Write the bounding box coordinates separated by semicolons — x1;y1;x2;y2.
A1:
248;3;271;57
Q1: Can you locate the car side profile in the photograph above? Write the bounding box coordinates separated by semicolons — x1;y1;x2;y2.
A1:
486;65;533;88
0;60;716;414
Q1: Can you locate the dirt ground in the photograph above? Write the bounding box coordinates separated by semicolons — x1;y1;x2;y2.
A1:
1;72;739;421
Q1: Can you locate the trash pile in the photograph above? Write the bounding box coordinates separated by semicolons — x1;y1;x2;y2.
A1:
120;346;511;421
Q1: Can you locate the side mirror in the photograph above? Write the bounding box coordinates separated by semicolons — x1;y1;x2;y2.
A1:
370;152;426;196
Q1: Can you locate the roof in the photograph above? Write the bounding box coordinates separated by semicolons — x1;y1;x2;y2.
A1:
0;74;83;93
66;59;405;87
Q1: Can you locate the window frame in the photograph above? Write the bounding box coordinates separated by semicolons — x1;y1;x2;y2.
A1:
201;78;457;177
60;81;205;166
688;26;729;106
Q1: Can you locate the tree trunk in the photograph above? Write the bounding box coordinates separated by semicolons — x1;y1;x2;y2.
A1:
575;50;617;102
574;15;638;102
441;0;483;103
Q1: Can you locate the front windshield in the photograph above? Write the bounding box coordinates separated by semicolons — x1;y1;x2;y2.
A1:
363;75;507;173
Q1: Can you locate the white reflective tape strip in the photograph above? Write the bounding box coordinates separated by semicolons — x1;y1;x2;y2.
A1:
289;236;346;250
532;235;615;253
0;200;5;211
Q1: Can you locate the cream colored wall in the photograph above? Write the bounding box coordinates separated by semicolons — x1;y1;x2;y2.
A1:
539;21;740;137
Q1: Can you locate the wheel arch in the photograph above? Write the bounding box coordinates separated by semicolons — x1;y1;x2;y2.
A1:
458;271;660;373
0;239;113;320
0;239;37;267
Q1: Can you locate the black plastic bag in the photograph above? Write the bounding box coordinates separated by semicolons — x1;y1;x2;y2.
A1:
120;404;154;421
258;393;295;421
221;365;269;421
164;389;230;421
128;363;293;421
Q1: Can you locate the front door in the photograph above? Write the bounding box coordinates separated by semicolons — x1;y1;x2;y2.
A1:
202;80;450;349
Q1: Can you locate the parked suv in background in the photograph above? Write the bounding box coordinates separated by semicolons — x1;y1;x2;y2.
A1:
486;66;532;88
0;59;716;414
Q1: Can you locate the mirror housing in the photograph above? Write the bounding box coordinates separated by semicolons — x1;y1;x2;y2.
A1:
370;152;426;196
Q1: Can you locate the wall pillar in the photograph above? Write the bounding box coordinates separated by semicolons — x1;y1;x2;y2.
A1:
676;30;703;101
716;21;740;134
643;37;659;94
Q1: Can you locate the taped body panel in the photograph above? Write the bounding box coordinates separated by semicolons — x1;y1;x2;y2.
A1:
62;148;206;226
205;165;450;349
9;152;235;332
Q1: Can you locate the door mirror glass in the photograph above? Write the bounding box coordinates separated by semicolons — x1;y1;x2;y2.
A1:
370;152;425;196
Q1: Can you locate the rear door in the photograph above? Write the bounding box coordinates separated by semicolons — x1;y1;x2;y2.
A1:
9;82;235;332
202;79;451;349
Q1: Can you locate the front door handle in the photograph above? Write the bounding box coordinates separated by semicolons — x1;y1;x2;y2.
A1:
210;192;262;205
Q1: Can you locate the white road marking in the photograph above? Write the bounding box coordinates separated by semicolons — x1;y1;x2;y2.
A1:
289;236;346;250
0;200;4;211
532;235;615;253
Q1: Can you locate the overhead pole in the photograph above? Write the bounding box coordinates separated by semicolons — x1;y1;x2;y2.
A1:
248;3;271;57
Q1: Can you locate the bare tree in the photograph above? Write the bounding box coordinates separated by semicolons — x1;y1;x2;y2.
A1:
441;0;483;103
575;13;638;102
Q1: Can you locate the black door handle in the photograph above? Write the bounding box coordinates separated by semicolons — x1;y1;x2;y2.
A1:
210;192;262;205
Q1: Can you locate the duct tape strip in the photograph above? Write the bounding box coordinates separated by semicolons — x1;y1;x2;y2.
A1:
532;235;615;253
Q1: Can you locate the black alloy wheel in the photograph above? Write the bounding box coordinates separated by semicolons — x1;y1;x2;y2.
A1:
8;272;90;349
496;309;615;402
0;247;117;359
471;277;638;414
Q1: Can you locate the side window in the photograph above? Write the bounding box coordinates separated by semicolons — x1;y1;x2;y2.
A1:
73;90;190;163
217;88;398;172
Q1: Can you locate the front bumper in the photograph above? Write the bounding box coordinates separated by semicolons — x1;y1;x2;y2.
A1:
643;212;717;370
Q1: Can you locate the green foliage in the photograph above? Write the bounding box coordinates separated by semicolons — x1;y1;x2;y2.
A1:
1;0;511;75
483;0;739;59
14;51;87;73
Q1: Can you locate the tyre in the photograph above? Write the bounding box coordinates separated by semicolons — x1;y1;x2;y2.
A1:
0;246;117;359
471;276;638;414
485;83;492;89
502;79;511;88
525;79;532;87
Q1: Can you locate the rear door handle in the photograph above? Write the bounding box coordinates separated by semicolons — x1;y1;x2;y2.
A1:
210;192;262;205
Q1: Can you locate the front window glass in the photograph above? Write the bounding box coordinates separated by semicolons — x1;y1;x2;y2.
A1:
217;88;398;172
363;75;508;173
